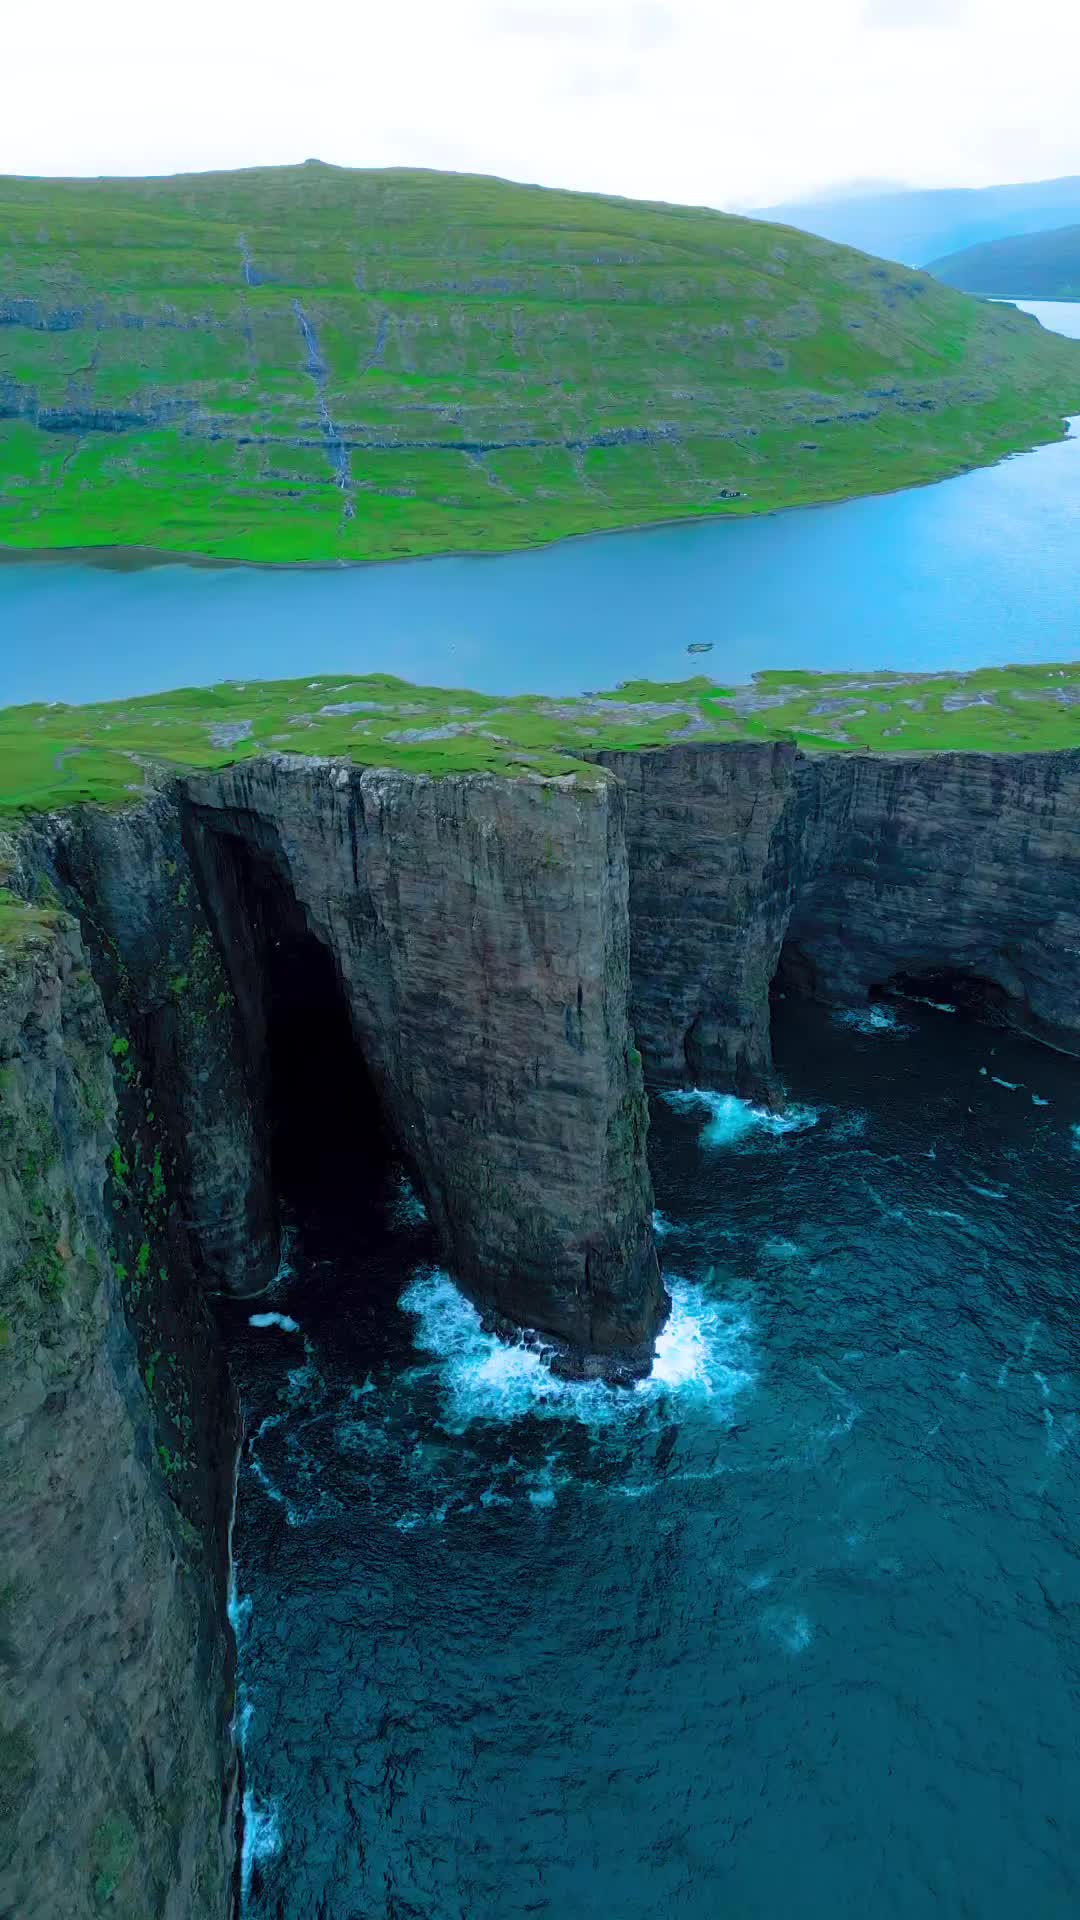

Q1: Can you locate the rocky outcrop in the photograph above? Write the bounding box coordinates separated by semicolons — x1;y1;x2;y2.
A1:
39;795;277;1294
0;898;238;1920
600;743;1080;1092
6;737;1080;1917
182;756;663;1374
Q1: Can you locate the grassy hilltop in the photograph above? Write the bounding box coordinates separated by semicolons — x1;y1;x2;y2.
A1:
931;225;1080;301
1;163;1079;564
2;663;1079;815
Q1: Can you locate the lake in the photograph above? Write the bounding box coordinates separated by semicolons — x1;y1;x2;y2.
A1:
2;302;1079;707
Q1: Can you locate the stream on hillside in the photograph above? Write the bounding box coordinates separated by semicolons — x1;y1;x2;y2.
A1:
219;993;1080;1919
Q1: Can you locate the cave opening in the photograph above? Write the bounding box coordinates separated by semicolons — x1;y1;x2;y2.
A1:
770;938;1018;1030
880;969;1015;1025
263;910;394;1229
197;826;402;1241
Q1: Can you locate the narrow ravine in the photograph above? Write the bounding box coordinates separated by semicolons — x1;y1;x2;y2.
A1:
292;300;353;513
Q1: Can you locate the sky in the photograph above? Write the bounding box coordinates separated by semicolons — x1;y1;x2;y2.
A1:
3;0;1079;209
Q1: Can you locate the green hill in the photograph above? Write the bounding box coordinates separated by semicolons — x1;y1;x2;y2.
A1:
2;162;1079;565
930;225;1080;301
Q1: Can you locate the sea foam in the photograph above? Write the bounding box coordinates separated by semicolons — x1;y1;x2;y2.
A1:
400;1269;755;1433
662;1088;819;1148
241;1791;282;1897
833;1005;912;1036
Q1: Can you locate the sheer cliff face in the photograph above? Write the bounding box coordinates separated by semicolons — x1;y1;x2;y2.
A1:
182;758;662;1370
6;738;1080;1917
601;744;1080;1091
0;905;237;1920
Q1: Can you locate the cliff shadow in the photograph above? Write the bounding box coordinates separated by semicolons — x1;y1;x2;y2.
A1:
773;940;1023;1033
183;815;406;1258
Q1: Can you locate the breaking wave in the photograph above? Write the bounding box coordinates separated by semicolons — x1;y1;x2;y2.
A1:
399;1268;755;1433
249;1312;300;1333
662;1088;820;1148
241;1792;282;1898
833;1005;912;1036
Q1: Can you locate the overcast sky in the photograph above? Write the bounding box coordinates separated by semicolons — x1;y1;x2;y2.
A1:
4;0;1078;208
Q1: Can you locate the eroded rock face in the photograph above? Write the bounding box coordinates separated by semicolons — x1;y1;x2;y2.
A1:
6;739;1080;1916
182;757;663;1371
0;905;238;1920
43;795;278;1293
601;744;1080;1092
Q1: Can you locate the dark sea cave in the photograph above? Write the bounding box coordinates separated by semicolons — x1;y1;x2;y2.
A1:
218;987;1080;1919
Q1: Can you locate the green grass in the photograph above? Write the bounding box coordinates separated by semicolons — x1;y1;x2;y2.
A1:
930;225;1080;301
1;163;1079;563
2;664;1079;816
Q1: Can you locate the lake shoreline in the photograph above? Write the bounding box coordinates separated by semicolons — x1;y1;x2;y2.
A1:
0;413;1075;578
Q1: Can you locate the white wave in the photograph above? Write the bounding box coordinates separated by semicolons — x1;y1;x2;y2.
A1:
249;1311;300;1333
901;993;957;1013
833;1005;911;1036
391;1174;429;1228
228;1590;253;1635
1032;1094;1051;1107
661;1088;819;1149
241;1791;282;1897
991;1075;1022;1091
400;1268;755;1432
651;1208;675;1239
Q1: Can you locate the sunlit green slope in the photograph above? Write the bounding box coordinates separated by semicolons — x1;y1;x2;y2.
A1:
1;162;1079;563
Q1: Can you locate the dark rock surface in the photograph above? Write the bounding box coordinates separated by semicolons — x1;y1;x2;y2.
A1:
0;900;238;1920
600;743;1080;1092
6;739;1080;1915
182;756;663;1369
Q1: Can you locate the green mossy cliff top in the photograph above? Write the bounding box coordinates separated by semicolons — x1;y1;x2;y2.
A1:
2;163;1080;564
2;664;1080;816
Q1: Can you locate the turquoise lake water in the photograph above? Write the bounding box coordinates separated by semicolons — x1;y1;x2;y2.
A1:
2;301;1079;705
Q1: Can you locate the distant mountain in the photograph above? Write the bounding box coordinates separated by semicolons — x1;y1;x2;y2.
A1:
756;177;1080;267
930;225;1080;300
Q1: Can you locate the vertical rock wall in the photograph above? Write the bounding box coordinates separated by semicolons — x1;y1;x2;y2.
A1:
0;897;238;1920
601;743;1080;1093
182;757;663;1371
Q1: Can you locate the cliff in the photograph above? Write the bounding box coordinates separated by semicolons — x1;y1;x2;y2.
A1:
182;756;662;1373
0;892;239;1920
601;743;1080;1092
4;735;1080;1914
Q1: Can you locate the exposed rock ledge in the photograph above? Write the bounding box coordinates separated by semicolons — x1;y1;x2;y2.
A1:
3;739;1080;1913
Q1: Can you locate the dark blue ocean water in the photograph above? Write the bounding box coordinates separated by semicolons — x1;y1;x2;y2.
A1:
2;298;1080;707
223;996;1080;1920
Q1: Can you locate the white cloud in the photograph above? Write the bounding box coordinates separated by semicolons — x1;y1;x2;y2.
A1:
863;0;974;27
1;0;1077;210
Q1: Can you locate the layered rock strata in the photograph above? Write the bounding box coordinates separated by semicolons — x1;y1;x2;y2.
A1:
0;898;239;1920
5;739;1080;1916
600;744;1080;1092
182;756;663;1372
